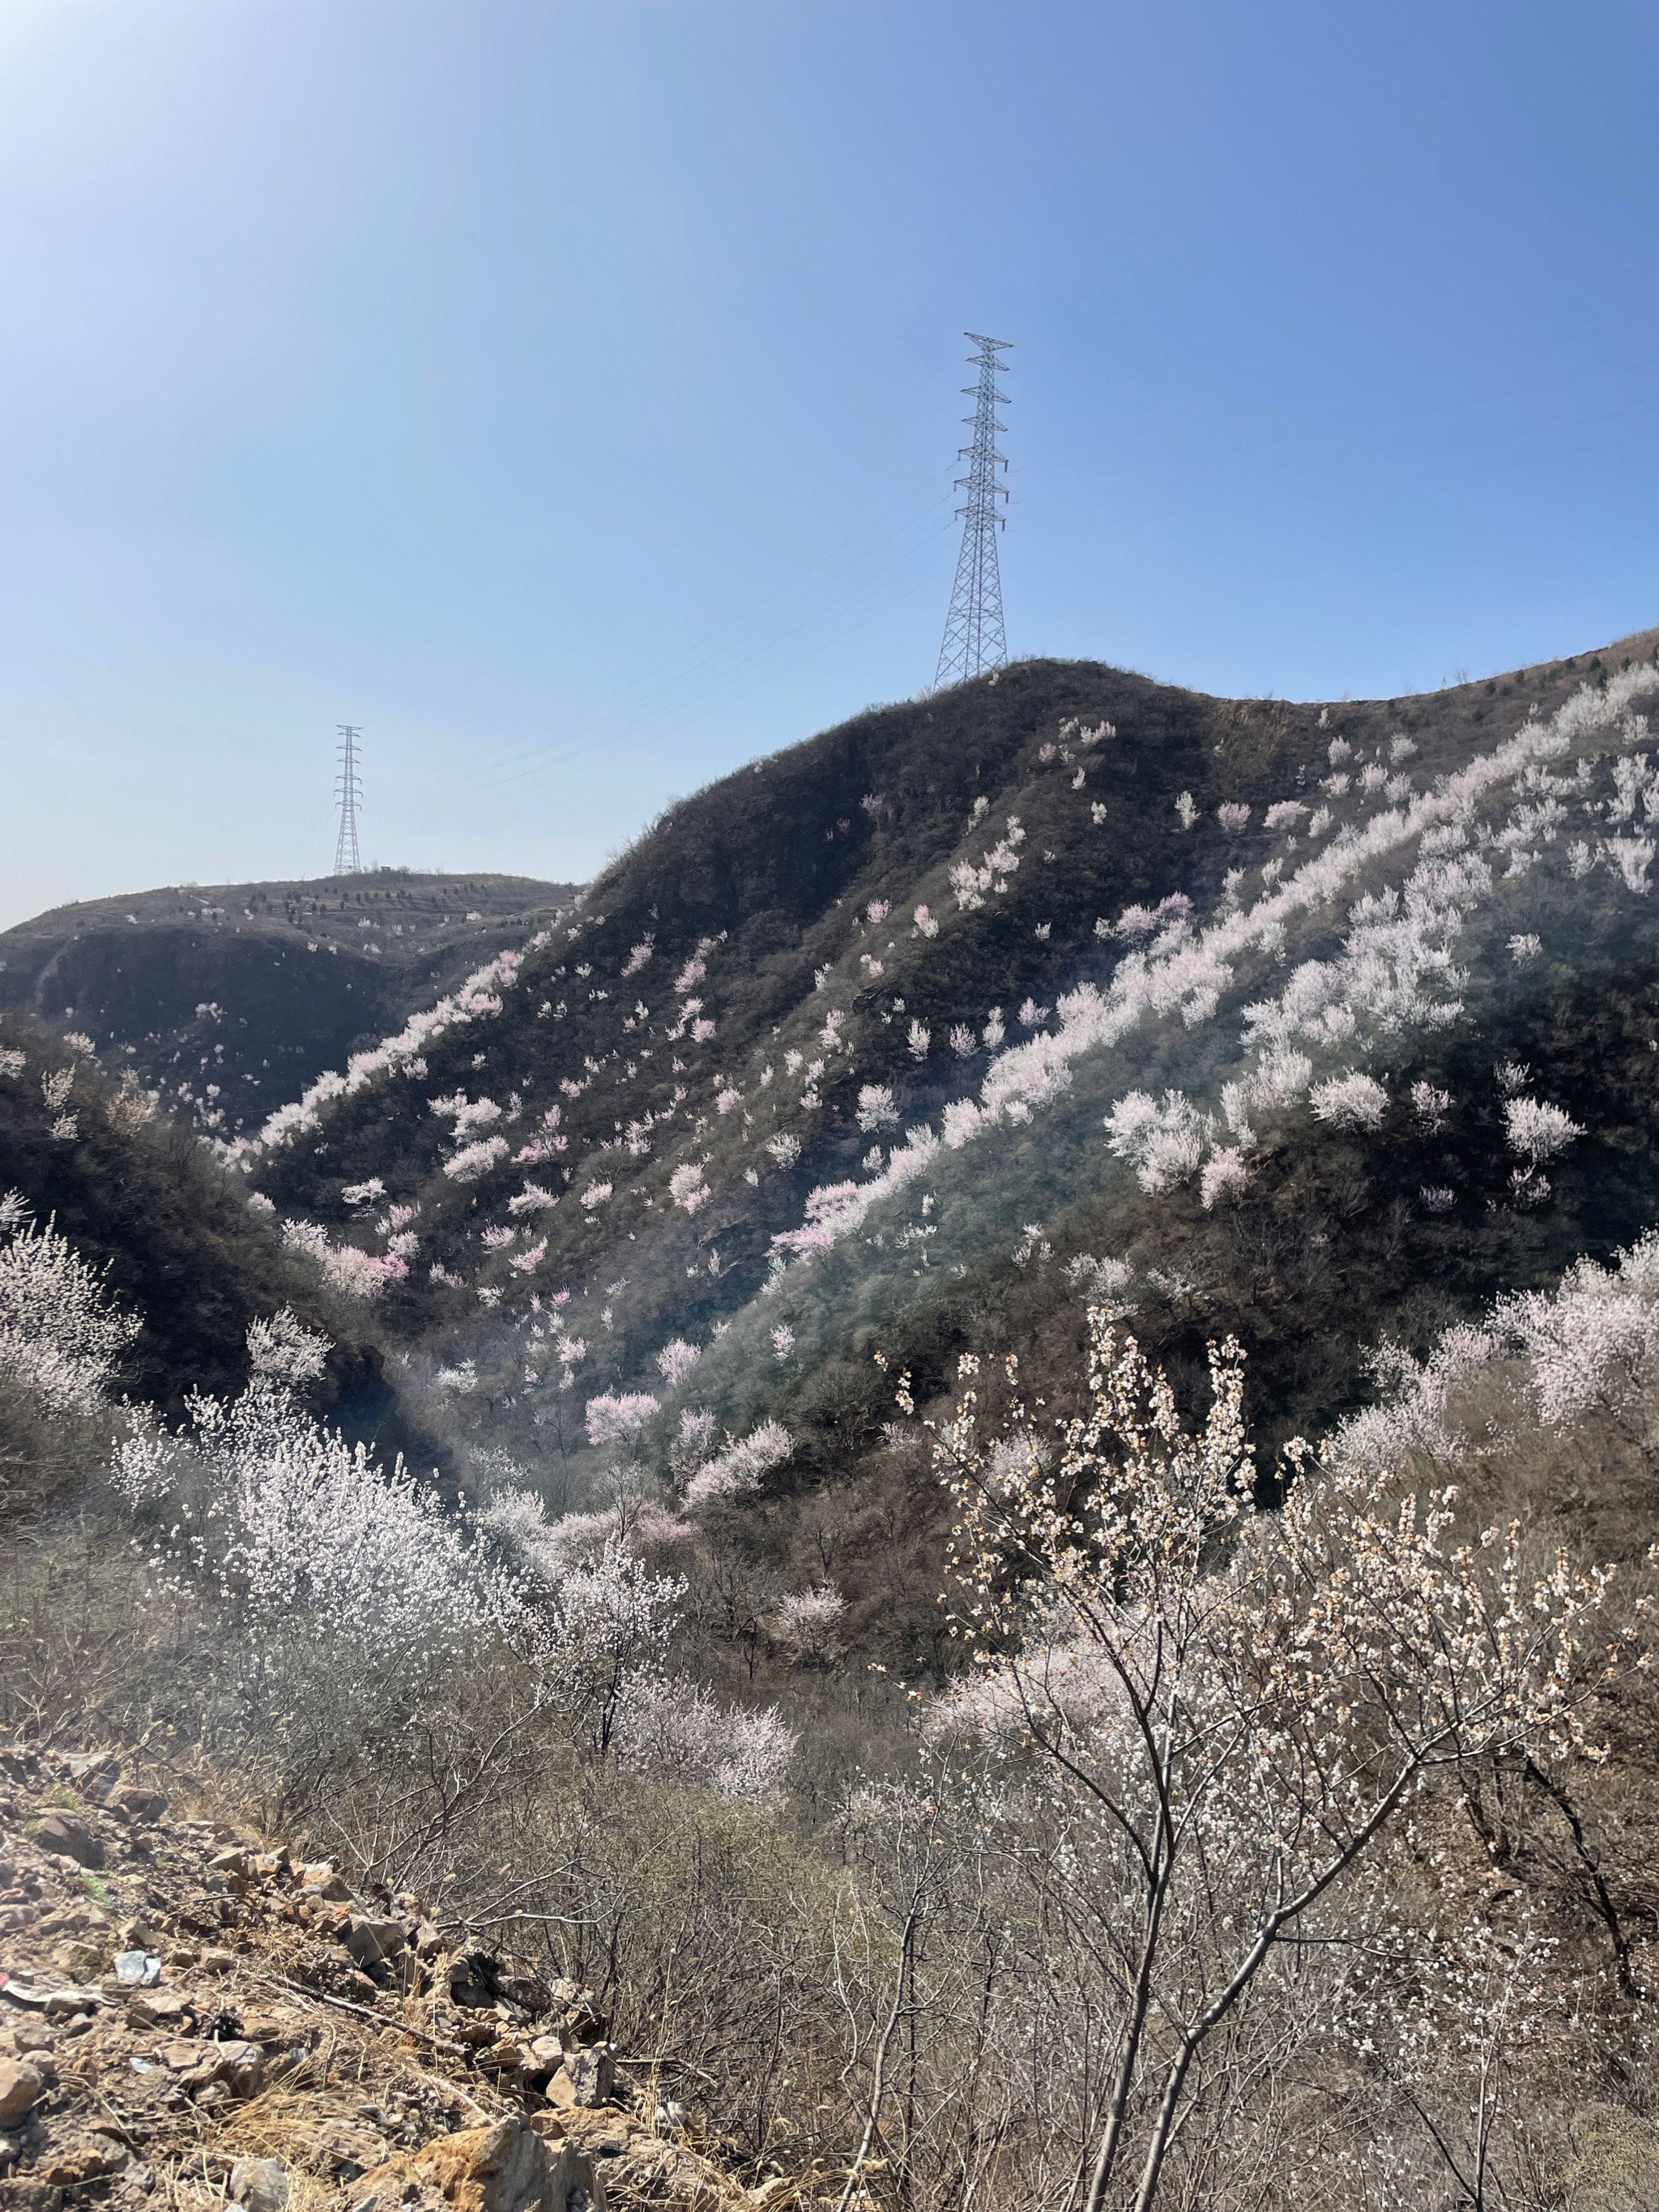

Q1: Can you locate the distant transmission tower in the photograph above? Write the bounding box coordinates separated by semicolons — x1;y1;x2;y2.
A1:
333;726;363;876
934;332;1011;690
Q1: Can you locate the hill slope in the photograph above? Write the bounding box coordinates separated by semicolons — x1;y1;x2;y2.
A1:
0;1740;758;2211
10;642;1659;2212
0;871;577;1141
224;632;1659;1607
0;1010;449;1522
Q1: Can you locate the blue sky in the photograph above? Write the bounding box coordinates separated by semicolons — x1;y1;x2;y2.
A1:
3;0;1659;925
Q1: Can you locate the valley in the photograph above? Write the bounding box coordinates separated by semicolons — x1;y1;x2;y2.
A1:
7;640;1659;2210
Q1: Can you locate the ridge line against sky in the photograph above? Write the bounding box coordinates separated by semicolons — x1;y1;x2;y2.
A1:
2;0;1659;927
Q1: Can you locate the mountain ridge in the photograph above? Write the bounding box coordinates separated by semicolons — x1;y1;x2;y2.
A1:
0;871;578;1142
190;638;1659;1569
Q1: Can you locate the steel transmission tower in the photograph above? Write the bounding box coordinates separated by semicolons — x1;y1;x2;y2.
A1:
934;332;1011;690
333;726;363;876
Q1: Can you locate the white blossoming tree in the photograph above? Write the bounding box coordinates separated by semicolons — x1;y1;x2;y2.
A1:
914;1311;1624;2212
113;1356;521;1816
0;1195;139;1415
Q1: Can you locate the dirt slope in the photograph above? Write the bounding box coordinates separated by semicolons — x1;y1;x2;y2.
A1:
0;1742;798;2211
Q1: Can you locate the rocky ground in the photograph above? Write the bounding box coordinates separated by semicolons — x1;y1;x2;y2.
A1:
0;1744;806;2212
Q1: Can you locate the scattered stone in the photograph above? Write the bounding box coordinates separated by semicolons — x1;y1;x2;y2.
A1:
548;2045;614;2109
0;2057;45;2126
43;1988;106;2018
3;2181;66;2212
522;2037;564;2080
310;2119;391;2179
546;1984;607;2043
104;1786;168;1825
353;2113;605;2212
32;1817;102;1871
182;2039;266;2097
493;1971;547;2014
442;1949;498;2010
561;2112;737;2210
80;2133;131;2176
0;1749;765;2211
297;1864;352;1902
228;2155;289;2212
343;1917;407;1970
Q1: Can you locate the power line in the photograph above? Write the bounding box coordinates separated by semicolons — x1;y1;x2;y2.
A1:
477;509;957;795
478;551;953;800
935;333;1011;690
464;472;957;789
333;725;363;875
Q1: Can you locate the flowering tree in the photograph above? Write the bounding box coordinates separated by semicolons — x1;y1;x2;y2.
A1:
1503;1094;1584;1166
584;1391;659;1447
0;1197;139;1414
611;1672;795;1802
280;1220;404;1298
857;1084;899;1134
669;1161;711;1215
1341;1907;1560;2206
1104;1091;1207;1195
1198;1147;1248;1210
684;1419;792;1507
532;1534;685;1754
1310;1070;1388;1129
113;1360;520;1802
443;1135;510;1183
917;1311;1622;2212
1341;1228;1659;1461
772;1583;847;1664
246;1308;330;1387
655;1338;702;1386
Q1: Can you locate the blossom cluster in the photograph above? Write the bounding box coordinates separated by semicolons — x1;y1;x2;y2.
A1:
0;1194;140;1414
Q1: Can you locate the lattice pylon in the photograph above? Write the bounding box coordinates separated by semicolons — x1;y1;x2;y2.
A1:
333;726;363;876
934;333;1010;690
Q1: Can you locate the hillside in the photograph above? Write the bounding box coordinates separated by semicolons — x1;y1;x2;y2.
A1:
0;1739;763;2212
0;873;576;1142
0;1011;444;1522
11;637;1659;2210
227;640;1659;1540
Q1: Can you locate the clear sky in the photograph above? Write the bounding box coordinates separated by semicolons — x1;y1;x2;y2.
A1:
3;0;1659;925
